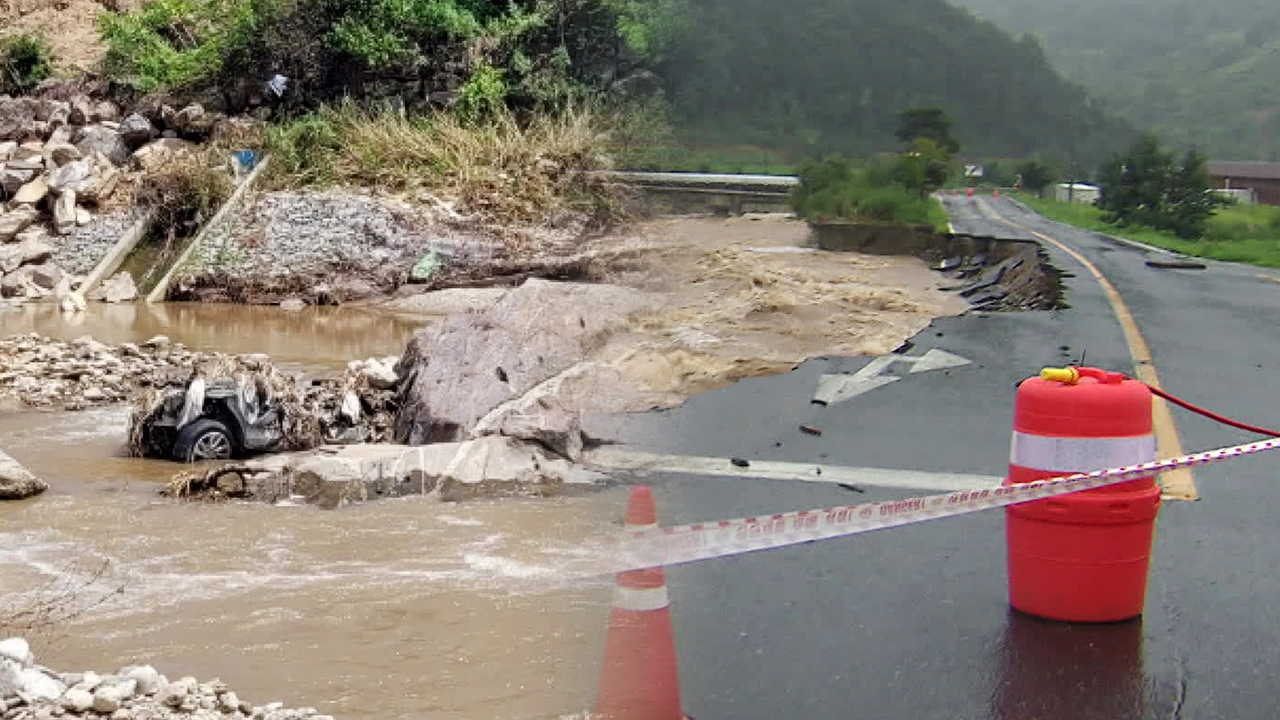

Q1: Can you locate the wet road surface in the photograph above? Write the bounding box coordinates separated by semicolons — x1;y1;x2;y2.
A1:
590;195;1280;719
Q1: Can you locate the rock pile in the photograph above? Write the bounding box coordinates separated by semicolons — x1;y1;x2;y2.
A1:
0;334;214;410
0;636;337;720
0;95;238;303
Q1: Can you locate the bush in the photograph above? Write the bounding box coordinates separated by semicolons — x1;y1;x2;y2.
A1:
791;154;945;228
0;33;53;95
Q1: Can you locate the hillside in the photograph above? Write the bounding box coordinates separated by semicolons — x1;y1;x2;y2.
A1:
659;0;1137;166
955;0;1280;161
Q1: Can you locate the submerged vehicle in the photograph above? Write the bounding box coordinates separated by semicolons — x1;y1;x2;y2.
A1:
140;377;287;462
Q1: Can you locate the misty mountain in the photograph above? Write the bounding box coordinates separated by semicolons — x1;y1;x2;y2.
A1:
954;0;1280;160
659;0;1136;165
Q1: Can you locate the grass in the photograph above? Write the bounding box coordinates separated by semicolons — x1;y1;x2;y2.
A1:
1018;194;1280;268
791;155;950;232
263;104;623;227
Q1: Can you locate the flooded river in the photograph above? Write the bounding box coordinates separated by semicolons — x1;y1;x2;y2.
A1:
0;304;621;720
0;302;429;372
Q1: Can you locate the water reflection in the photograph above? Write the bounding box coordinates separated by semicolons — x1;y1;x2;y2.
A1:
991;610;1150;720
0;302;432;371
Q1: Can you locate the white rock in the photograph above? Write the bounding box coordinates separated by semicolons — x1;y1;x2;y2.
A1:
75;208;92;227
278;298;306;312
0;449;48;500
110;710;132;720
20;668;65;701
0;639;31;667
122;665;159;695
61;688;94;712
101;272;136;303
359;360;397;390
74;671;101;691
218;692;239;713
0;658;23;697
54;190;77;236
110;677;137;700
82;387;105;402
92;686;121;713
142;335;170;349
11;175;49;205
0;141;16;162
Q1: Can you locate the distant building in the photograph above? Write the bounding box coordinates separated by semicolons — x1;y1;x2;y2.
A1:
1210;188;1258;205
1054;183;1100;204
1207;161;1280;205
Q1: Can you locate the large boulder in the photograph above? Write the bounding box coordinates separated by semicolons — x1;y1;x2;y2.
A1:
0;141;15;161
132;137;197;171
0;97;37;141
75;126;130;166
26;262;65;290
393;279;657;452
0;206;38;242
118;113;156;148
0;449;48;500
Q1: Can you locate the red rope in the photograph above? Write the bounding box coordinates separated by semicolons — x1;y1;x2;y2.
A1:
1146;385;1280;438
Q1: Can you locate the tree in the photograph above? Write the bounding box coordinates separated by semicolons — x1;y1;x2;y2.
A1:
1014;159;1059;196
894;138;952;198
1096;134;1224;239
895;108;960;155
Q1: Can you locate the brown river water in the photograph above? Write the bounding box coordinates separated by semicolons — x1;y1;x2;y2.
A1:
0;303;623;720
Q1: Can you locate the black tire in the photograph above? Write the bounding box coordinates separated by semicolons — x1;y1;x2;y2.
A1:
172;419;236;463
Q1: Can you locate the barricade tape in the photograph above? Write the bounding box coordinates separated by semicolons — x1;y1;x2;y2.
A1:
575;438;1280;576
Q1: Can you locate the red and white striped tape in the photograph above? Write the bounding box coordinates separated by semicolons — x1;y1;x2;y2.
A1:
575;438;1280;576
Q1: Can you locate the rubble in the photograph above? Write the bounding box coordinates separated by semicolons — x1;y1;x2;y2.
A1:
165;436;606;507
0;637;339;720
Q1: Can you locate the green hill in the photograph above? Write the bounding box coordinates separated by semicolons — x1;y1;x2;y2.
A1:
657;0;1137;166
953;0;1280;160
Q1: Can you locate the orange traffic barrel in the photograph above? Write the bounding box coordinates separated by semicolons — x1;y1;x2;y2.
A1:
1005;367;1162;622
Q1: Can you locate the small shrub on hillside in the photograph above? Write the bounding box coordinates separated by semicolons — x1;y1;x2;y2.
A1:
457;64;508;122
0;33;53;95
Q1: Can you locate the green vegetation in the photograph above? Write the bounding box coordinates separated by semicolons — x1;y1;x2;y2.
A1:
0;33;53;95
1020;195;1280;268
138;148;236;245
955;0;1280;160
263;104;620;226
98;0;680;111
1097;135;1224;239
661;0;1135;167
791;155;948;231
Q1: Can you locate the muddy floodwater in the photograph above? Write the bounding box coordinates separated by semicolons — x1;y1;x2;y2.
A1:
0;215;977;719
0;406;621;720
0;303;620;720
0;303;427;372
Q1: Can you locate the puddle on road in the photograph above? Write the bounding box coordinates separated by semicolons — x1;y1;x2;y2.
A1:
0;303;428;372
0;408;623;720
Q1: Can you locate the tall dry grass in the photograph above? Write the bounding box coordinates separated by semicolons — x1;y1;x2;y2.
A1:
264;104;625;227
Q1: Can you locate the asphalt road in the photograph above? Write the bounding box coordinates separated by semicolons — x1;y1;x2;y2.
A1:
587;195;1280;720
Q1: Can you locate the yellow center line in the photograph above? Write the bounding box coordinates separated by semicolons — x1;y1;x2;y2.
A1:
974;197;1198;501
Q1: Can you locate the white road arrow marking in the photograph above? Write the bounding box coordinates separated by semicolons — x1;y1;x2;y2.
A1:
812;349;971;405
907;348;972;374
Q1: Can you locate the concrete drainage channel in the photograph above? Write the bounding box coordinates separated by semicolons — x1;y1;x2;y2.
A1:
95;155;272;304
810;221;1066;311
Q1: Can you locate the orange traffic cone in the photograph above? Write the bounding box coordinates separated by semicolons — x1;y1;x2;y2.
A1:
594;486;685;720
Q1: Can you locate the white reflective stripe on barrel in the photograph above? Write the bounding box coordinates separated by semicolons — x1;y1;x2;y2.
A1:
1010;432;1156;472
613;585;670;612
